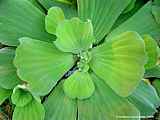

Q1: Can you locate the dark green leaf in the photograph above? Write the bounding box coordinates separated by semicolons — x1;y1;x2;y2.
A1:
44;82;77;120
0;48;20;89
0;0;54;46
128;80;160;116
78;0;131;44
144;65;160;78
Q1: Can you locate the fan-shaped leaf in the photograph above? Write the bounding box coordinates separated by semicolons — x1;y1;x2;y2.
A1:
12;99;45;120
78;0;131;44
78;73;140;120
55;18;94;54
0;0;54;46
45;7;65;35
63;71;95;99
90;31;146;96
128;80;160;116
14;37;75;96
0;48;20;89
44;82;77;120
11;86;33;107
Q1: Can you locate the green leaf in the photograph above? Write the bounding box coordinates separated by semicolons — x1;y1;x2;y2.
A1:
28;0;45;12
128;80;160;116
0;0;54;46
45;7;65;35
12;98;45;120
11;85;33;107
144;65;160;78
78;0;131;44
0;48;20;89
123;0;136;14
38;0;77;18
153;79;160;96
108;2;160;41
55;18;94;54
0;87;12;105
90;31;146;97
44;82;77;120
78;73;140;120
14;37;75;96
152;5;160;25
63;71;95;99
143;35;159;69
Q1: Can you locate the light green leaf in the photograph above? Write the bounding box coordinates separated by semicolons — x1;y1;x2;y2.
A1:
128;80;160;116
108;2;160;41
0;87;12;105
144;65;160;78
90;31;146;97
0;0;54;46
143;35;158;69
78;73;140;120
55;18;94;54
0;48;20;89
44;82;77;120
153;79;160;96
11;85;33;107
12;98;45;120
63;71;95;99
78;0;131;44
38;0;77;18
45;7;65;35
14;37;75;96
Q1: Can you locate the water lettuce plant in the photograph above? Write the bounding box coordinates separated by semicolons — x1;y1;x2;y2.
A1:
0;0;160;120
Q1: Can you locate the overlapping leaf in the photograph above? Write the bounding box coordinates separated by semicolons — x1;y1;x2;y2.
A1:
78;73;140;120
0;48;20;89
78;0;131;44
12;99;45;120
63;71;95;99
153;79;160;96
90;31;146;96
0;87;12;105
145;65;160;78
108;2;160;41
55;18;94;54
0;0;54;46
44;82;77;120
38;0;77;18
128;80;160;116
14;37;75;96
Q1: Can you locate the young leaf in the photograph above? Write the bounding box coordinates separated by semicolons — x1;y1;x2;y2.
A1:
55;18;94;54
0;0;55;46
78;73;140;120
0;87;12;105
143;35;158;69
45;7;65;35
0;48;20;89
14;37;75;96
63;71;95;99
128;80;160;116
78;0;131;44
44;82;77;120
12;99;45;120
90;31;146;97
11;85;33;107
108;2;160;41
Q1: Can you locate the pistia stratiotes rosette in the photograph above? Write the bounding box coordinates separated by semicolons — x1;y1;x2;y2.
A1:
0;0;160;120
